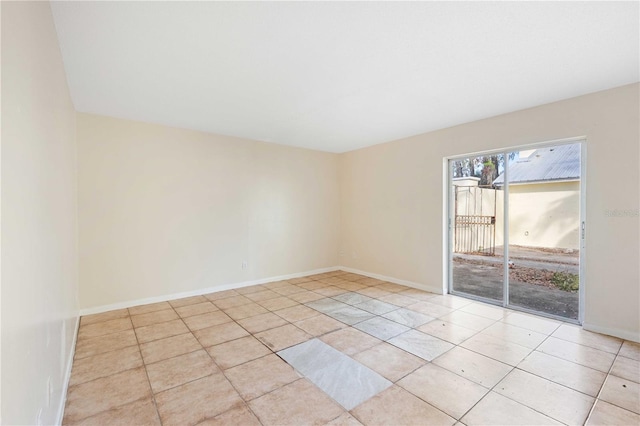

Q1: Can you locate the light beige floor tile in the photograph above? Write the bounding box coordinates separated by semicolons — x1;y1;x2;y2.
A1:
378;293;416;307
129;301;172;316
375;282;406;292
140;332;202;364
155;374;243;426
244;289;281;302
479;322;547;349
255;323;312;351
204;289;239;301
599;375;640;414
353;342;426;382
223;302;269;320
258;296;299;311
272;284;306;296
69;346;143;386
433;346;512;388
182;311;232;331
586;400;640;425
224;354;301;400
351;385;455;426
611;355;640;383
619;341;640;361
438;311;495;331
357;287;392;299
502;312;561;335
197;405;261;426
288;276;315;284
289;291;326;303
418;320;478;345
236;284;267;294
315;285;348;297
298;280;330;291
335;282;367;292
405;301;454;318
460;302;509;320
461;391;561;426
212;295;252;310
398;288;438;301
66;397;160;426
424;295;473;309
517;350;606;396
264;279;293;289
64;367;152;424
495;369;594;425
168;295;208;308
80;309;129;326
131;309;178;328
552;323;623;354
135;319;189;344
74;329;138;359
207;335;271;369
193;321;249;347
461;333;531;366
295;314;347;336
537;336;615;372
237;312;289;334
398;363;489;419
174;302;218;318
320;328;382;356
146;349;218;393
249;379;345;426
275;304;320;322
324;412;364;426
77;317;133;340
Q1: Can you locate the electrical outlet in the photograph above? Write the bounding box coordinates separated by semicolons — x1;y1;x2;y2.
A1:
241;261;248;270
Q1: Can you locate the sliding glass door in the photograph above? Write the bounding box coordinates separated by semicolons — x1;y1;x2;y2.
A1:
448;141;583;322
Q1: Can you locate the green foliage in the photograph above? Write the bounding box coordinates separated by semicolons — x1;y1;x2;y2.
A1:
552;271;579;292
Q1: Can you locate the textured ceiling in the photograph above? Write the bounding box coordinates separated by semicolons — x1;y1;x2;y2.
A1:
51;1;639;153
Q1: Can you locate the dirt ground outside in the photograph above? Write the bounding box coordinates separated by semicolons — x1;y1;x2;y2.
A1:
451;245;579;320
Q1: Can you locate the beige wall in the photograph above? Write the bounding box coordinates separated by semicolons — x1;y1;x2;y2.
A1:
1;2;79;424
509;181;580;249
340;83;640;341
77;114;340;310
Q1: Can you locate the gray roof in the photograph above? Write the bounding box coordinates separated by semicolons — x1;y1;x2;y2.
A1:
493;143;580;186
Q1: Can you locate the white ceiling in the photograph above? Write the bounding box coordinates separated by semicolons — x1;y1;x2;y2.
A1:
51;1;639;153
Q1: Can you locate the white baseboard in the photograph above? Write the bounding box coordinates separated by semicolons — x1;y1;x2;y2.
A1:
56;314;80;426
80;266;341;316
582;322;640;343
338;266;443;295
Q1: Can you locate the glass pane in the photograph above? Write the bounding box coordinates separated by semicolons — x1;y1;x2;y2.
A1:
505;144;580;319
450;155;505;302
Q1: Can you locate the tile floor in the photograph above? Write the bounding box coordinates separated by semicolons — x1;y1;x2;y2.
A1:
63;270;640;425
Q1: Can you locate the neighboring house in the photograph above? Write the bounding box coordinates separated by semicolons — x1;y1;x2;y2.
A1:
493;143;581;250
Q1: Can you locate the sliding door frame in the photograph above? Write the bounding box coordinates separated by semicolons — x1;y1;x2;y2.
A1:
445;137;586;324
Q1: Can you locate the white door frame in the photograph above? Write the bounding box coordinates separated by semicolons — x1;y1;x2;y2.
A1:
444;137;586;324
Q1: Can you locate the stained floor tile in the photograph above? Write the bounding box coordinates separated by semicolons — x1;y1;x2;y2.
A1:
279;339;391;410
388;329;454;361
